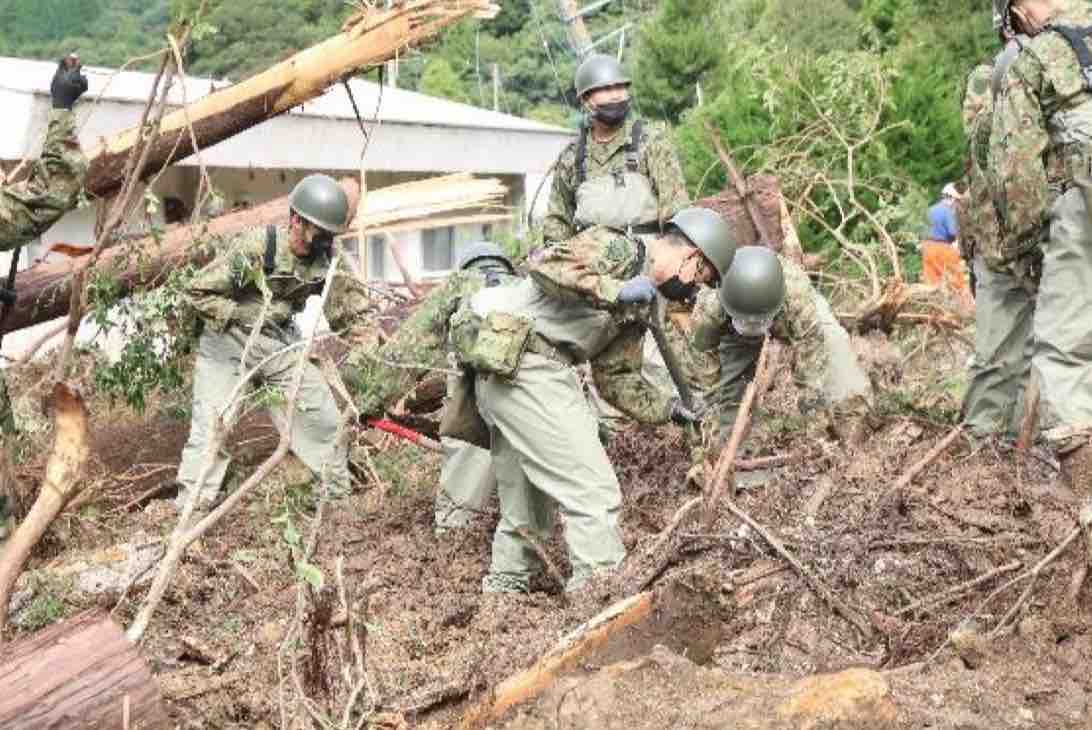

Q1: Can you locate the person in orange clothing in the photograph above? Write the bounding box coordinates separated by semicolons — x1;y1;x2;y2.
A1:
921;183;973;308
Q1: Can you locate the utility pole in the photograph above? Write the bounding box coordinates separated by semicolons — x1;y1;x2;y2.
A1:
555;0;593;56
492;64;500;111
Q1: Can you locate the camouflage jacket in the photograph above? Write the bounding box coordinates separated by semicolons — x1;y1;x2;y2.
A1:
960;64;1003;266
344;270;515;417
186;226;372;340
990;5;1092;261
528;225;675;423
0;110;87;251
543;118;690;244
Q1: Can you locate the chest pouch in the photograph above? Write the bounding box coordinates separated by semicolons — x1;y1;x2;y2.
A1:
450;308;534;379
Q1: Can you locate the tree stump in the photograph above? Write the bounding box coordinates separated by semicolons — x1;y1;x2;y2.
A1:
0;609;170;729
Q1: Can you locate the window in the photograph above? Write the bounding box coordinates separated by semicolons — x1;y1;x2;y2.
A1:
367;236;387;280
422;227;455;273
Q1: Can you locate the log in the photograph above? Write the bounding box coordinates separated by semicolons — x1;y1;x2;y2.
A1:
0;609;169;729
2;173;510;337
0;383;91;636
84;1;498;198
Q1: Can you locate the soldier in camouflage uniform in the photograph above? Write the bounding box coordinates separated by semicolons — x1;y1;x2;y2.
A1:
692;247;873;444
174;174;372;510
960;53;1038;439
350;208;736;592
990;0;1092;485
543;54;690;244
434;244;518;533
0;58;88;537
0;58;89;429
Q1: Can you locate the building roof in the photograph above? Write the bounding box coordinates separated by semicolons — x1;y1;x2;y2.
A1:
0;55;570;136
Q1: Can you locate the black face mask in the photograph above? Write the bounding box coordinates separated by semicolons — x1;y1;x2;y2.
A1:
591;99;630;127
305;230;334;260
658;275;698;303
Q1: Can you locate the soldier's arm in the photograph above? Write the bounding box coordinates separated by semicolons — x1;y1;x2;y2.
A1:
342;273;477;417
591;323;674;424
184;231;264;331
542;144;578;245
322;261;375;342
528;227;640;308
990;55;1050;252
0;111;88;250
644;123;691;224
691;286;728;353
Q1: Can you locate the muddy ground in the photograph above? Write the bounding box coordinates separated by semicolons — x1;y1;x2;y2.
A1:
4;319;1092;729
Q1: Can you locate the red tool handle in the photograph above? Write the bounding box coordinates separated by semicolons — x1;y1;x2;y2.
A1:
366;418;442;452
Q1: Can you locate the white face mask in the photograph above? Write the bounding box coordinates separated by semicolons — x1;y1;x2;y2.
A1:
731;313;775;338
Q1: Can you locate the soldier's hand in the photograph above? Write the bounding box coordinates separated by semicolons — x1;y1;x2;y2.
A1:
51;55;89;110
669;398;701;427
617;275;656;305
0;287;15;307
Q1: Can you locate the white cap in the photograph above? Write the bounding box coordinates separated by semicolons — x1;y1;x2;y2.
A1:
942;183;963;200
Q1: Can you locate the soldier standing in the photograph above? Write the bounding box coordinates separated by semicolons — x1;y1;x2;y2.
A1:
350;208;737;593
174;175;371;511
960;40;1039;440
989;0;1092;484
0;57;88;538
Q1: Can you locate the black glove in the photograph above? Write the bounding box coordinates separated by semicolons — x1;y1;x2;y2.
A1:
51;57;89;110
669;398;701;427
616;275;657;305
0;287;15;307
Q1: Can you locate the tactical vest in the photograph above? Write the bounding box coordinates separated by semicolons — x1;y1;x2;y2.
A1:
248;225;329;332
573;120;661;235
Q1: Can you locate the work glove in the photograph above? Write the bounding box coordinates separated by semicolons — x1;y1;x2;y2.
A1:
51;56;89;110
616;275;657;305
669;398;701;427
0;287;15;307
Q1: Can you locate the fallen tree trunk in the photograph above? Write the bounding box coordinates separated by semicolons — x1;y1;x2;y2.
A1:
0;383;91;636
0;609;169;729
2;173;507;336
85;1;498;198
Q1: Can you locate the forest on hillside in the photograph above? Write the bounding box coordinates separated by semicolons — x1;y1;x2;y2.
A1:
0;0;997;272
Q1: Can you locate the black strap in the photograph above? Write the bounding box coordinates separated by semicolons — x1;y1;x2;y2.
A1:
1050;25;1092;91
632;235;646;278
624;119;643;173
575;124;589;186
263;224;277;275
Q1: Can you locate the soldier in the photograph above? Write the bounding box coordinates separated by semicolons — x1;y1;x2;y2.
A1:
350;207;737;593
0;57;88;538
434;243;518;534
692;246;873;446
543;53;690;244
960;46;1038;440
174;174;372;511
989;0;1092;481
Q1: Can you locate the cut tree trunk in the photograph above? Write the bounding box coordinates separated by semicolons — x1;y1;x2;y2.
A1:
0;383;90;635
84;1;498;198
0;609;169;729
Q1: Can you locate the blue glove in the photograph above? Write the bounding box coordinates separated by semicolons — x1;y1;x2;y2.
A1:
616;275;657;305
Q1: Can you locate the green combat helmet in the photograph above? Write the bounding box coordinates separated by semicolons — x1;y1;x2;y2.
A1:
718;246;785;337
668;207;737;281
574;53;630;99
458;241;515;274
289;174;350;233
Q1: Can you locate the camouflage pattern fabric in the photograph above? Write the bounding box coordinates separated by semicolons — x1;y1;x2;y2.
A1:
186;225;372;338
960;64;1005;267
543;118;690;243
0;110;87;251
0;374;14;437
989;4;1092;262
691;255;873;432
989;5;1092;450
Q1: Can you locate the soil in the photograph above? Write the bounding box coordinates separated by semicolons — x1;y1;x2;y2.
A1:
3;319;1091;729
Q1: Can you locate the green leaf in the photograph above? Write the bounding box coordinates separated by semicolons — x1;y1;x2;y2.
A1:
296;561;324;590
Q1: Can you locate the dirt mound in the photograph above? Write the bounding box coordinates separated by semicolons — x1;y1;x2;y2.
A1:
695;174;786;251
